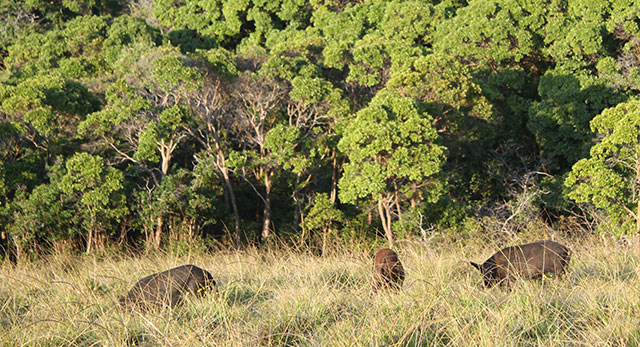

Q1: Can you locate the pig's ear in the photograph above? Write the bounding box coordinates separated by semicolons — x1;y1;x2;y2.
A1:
470;261;482;272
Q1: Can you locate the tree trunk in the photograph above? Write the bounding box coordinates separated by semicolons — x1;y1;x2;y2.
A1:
636;158;640;237
261;172;273;242
220;166;242;248
86;231;92;254
160;143;171;176
322;227;328;256
394;182;403;223
378;197;394;248
330;151;339;204
9;233;20;264
154;215;163;249
293;199;302;233
384;202;394;247
299;210;307;246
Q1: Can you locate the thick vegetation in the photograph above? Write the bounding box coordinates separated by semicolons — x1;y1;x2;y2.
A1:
1;0;640;256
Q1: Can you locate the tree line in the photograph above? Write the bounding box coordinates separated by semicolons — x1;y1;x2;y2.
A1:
1;0;639;257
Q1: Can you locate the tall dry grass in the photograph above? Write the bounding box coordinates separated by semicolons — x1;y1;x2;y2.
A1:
1;238;639;346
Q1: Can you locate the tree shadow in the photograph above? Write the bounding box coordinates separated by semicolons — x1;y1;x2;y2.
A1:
526;71;626;172
167;29;218;54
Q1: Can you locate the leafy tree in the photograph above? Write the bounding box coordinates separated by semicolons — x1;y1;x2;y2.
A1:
81;49;199;176
565;99;640;235
6;15;111;78
338;90;446;247
262;25;349;209
80;49;199;248
0;1;37;59
136;169;219;246
528;70;625;171
153;0;313;48
7;153;126;256
303;193;343;255
6;179;75;259
0;74;99;163
182;63;246;247
58;153;128;253
433;0;542;70
103;15;162;70
228;73;287;242
276;74;347;233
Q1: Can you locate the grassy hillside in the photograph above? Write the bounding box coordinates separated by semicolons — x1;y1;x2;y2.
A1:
1;239;640;346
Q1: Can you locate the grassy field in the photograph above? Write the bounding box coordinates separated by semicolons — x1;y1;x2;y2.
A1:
1;237;640;346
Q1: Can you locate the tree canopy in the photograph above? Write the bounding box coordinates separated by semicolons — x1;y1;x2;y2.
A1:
1;0;639;256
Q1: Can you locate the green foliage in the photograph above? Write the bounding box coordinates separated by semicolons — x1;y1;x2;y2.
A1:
388;52;493;124
6;15;112;78
79;78;150;137
528;69;625;170
565;99;640;234
338;89;446;204
151;55;203;94
6;0;640;252
103;15;161;68
153;0;313;48
265;124;304;172
135;169;219;241
58;153;128;236
433;0;540;68
200;47;238;78
0;74;99;160
304;193;343;233
7;180;77;251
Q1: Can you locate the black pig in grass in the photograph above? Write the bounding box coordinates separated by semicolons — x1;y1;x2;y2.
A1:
470;240;571;288
120;264;216;310
373;248;405;291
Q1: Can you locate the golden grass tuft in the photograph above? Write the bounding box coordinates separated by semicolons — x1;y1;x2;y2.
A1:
1;239;640;345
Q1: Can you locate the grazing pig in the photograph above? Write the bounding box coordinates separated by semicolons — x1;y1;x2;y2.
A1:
470;240;571;288
120;264;216;310
373;248;405;291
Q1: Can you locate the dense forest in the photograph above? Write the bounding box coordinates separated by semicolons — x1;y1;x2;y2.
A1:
0;0;639;257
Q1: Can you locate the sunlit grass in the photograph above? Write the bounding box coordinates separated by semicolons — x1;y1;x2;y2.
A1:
1;238;640;346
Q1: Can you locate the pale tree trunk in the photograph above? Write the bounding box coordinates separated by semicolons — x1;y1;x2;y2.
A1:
292;172;311;234
322;225;328;256
378;197;394;248
154;216;163;249
220;165;242;248
330;151;339;204
86;230;93;254
636;157;640;237
410;191;418;208
394;182;403;223
261;171;273;242
384;202;394;246
160;138;174;176
299;211;307;246
161;155;170;177
155;150;166;250
86;214;95;254
153;138;179;249
12;236;22;263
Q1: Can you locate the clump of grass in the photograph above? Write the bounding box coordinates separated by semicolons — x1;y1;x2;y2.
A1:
1;239;640;345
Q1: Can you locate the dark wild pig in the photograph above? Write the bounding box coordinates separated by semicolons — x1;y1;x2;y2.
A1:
470;240;571;287
373;248;405;291
120;264;216;310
